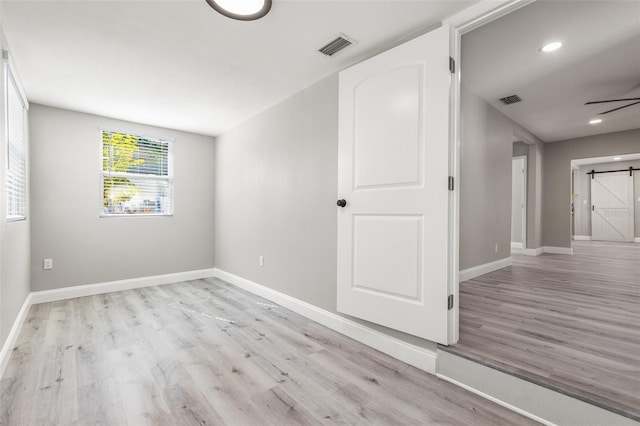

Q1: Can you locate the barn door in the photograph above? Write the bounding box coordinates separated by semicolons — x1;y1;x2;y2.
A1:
591;171;634;242
337;25;451;344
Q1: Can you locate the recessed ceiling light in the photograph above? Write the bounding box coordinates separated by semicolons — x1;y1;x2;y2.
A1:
589;118;602;125
205;0;272;21
613;157;622;161
540;41;563;53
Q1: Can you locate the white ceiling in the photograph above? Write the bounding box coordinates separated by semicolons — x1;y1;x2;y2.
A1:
462;0;640;142
572;153;640;168
1;0;474;137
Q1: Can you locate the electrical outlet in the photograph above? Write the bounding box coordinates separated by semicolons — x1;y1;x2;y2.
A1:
259;256;264;267
43;258;53;270
494;244;499;253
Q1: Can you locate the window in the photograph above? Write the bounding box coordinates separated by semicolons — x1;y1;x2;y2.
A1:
101;130;173;216
5;55;27;221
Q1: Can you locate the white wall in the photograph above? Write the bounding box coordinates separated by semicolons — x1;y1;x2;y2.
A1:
460;85;516;269
459;85;546;270
215;76;338;311
29;104;215;291
528;138;544;250
0;29;31;348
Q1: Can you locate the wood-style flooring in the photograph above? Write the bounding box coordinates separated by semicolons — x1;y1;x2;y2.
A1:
1;277;536;426
442;240;640;421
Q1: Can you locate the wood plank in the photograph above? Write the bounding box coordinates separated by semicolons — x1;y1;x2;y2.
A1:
1;278;538;425
445;240;640;421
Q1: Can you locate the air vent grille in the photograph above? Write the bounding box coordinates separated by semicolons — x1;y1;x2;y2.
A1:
499;95;522;105
318;36;353;56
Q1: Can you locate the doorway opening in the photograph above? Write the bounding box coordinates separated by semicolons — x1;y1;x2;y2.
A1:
571;153;640;244
446;0;640;421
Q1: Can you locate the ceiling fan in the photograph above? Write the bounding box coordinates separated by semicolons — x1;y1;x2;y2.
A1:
584;97;640;115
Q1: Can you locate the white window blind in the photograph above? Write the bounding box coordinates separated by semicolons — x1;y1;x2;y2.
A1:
6;64;27;221
101;130;173;216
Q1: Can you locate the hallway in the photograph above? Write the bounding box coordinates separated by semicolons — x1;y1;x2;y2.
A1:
442;241;640;421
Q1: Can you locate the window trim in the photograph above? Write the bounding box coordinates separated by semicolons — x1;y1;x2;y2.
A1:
99;128;174;218
4;50;29;222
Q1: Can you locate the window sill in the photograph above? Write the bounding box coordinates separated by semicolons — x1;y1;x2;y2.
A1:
7;216;27;222
100;213;174;218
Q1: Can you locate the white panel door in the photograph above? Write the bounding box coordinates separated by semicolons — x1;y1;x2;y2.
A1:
337;25;451;344
591;171;634;242
511;157;526;250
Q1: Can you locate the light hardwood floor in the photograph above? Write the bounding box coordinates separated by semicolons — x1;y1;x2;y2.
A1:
442;240;640;421
1;277;537;426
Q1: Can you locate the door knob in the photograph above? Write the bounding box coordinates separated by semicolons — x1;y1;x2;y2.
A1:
337;199;347;208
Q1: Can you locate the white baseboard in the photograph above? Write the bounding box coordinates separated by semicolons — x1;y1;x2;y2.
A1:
523;247;573;256
30;268;217;305
213;268;437;374
523;247;544;256
510;242;523;249
574;236;639;243
0;293;33;380
543;246;573;255
459;257;512;282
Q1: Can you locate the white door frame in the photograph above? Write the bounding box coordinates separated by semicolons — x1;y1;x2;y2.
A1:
444;0;535;343
512;155;528;252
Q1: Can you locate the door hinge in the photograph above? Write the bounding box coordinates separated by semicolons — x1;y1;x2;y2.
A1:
448;176;454;191
447;294;454;310
449;56;455;74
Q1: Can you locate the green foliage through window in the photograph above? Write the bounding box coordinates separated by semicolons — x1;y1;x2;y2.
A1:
101;131;172;216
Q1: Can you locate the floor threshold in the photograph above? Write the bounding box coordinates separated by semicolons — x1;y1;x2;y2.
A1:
436;349;639;426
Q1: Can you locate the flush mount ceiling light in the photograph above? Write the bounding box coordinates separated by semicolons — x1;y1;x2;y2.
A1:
589;118;602;125
540;41;563;53
205;0;272;21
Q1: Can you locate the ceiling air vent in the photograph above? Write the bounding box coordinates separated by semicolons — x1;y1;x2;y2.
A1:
499;95;522;105
318;35;354;57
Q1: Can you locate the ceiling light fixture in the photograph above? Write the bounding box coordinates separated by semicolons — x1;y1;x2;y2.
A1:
205;0;272;21
613;157;622;161
540;41;563;53
589;118;602;125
